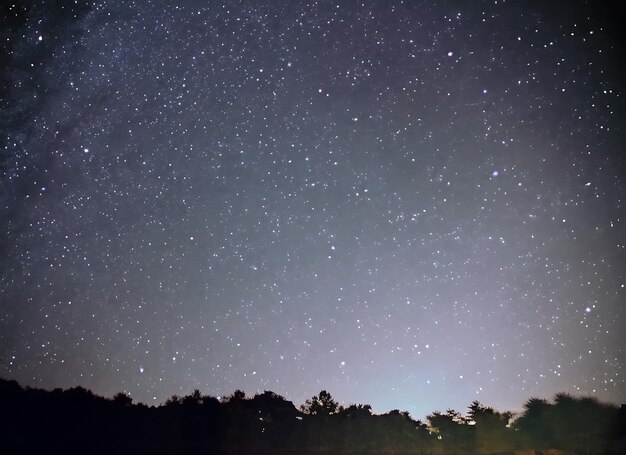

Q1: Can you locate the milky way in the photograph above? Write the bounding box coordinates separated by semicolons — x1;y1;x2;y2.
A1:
1;1;624;419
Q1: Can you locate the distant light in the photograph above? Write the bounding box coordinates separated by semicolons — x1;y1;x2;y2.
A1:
585;307;592;313
447;51;454;57
483;89;488;94
492;170;499;177
38;36;43;41
139;366;144;373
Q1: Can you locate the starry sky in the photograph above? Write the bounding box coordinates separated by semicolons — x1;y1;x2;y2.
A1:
1;0;625;419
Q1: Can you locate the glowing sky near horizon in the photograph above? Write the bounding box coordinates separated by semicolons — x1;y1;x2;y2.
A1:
1;0;624;419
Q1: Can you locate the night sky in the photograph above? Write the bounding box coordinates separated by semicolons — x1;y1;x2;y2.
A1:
1;0;625;419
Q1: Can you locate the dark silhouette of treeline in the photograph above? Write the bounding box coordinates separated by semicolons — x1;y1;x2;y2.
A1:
0;378;624;454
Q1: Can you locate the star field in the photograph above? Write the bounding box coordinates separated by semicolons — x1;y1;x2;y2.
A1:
1;0;625;419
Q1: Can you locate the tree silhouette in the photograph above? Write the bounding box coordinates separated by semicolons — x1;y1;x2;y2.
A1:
512;393;624;454
549;393;618;454
164;394;182;407
301;390;339;416
300;390;342;453
513;397;554;450
427;409;473;454
182;389;202;407
1;377;625;454
467;400;513;454
222;389;246;406
112;391;133;406
248;391;300;450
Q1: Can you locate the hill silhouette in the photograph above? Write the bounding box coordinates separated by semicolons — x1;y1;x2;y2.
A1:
0;378;624;454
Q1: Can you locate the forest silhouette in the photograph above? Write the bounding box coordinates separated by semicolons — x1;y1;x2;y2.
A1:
0;378;624;454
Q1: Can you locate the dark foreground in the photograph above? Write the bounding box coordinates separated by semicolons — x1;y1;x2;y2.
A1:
1;378;624;454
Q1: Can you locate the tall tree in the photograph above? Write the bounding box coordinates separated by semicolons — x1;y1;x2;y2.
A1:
428;409;473;454
467;400;513;454
300;391;341;452
300;390;339;416
513;397;554;450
